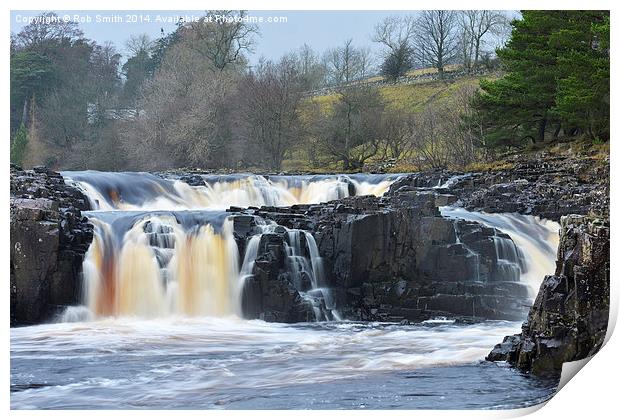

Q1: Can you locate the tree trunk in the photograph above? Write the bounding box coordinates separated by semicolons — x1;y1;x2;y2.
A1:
536;116;547;143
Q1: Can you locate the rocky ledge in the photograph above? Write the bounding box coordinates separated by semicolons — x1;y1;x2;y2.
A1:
234;190;531;323
391;150;609;221
10;165;92;326
486;215;610;375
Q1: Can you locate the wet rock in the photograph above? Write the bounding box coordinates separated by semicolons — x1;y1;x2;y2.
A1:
10;166;93;326
239;186;531;322
240;229;314;323
487;215;609;375
405;152;609;221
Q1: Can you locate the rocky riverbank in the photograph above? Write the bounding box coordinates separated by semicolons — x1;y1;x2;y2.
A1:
10;165;92;326
487;215;610;375
390;149;609;221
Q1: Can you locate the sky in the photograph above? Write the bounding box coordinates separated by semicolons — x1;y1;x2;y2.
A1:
10;10;407;65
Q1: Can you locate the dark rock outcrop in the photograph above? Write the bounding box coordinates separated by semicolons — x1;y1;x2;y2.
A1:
236;188;532;323
487;215;609;375
394;151;609;221
10;165;92;326
240;226;315;323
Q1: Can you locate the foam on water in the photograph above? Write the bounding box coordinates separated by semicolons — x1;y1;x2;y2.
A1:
440;206;560;297
11;317;528;408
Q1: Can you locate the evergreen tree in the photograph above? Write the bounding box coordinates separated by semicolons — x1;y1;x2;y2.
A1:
552;13;610;140
380;43;414;81
10;51;54;129
472;11;609;146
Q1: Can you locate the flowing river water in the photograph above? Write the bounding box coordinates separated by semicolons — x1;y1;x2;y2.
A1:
10;172;561;409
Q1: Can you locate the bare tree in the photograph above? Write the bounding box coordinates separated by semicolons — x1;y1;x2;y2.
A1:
311;86;384;170
373;15;416;80
236;57;304;171
292;44;326;90
378;111;414;161
414;10;460;79
459;11;509;70
122;32;240;170
125;33;153;56
183;10;259;71
323;39;373;86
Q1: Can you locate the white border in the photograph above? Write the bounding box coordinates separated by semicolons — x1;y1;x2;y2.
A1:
2;1;617;419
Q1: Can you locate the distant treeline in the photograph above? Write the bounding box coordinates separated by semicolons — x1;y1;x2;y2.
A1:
9;10;609;172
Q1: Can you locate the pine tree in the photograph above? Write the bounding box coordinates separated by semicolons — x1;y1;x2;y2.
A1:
472;11;610;147
552;13;609;140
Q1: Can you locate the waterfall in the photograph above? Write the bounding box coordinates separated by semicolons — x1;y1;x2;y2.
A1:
81;212;241;318
440;207;560;297
284;228;340;321
62;171;400;211
237;221;341;322
62;171;397;322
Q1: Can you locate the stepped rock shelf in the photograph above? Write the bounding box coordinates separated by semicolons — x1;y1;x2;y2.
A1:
9;149;610;377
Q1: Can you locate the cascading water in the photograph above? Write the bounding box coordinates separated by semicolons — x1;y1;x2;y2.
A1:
62;171;400;211
78;211;241;319
12;171;563;409
60;171;398;322
440;206;560;297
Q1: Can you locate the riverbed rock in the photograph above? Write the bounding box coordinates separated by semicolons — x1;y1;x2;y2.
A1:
237;187;532;322
487;215;609;375
240;229;315;322
10;165;92;326
395;151;609;221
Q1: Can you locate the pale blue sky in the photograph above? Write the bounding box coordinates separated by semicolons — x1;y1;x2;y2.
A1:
11;10;405;65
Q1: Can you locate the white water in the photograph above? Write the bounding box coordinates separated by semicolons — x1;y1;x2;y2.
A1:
62;172;397;211
440;207;560;297
12;172;565;409
11;317;529;408
59;172;400;322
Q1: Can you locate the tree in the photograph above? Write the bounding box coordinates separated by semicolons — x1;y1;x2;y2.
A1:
122;35;154;102
472;11;609;145
10;51;54;128
414;10;460;78
122;48;152;102
183;10;258;72
11;12;83;54
373;16;416;81
459;11;509;71
312;86;385;170
293;44;326;91
10;124;29;165
237;57;304;170
122;19;243;170
323;39;373;86
552;13;610;140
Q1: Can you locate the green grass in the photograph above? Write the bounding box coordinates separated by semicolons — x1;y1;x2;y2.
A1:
287;71;501;173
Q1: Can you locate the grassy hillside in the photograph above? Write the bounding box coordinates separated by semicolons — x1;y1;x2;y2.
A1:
283;72;498;173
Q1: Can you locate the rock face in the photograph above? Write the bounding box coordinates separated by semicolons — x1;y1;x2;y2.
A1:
10;165;92;326
487;215;609;375
235;189;531;323
393;151;609;221
239;225;315;323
